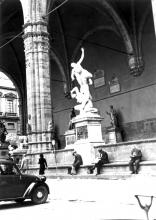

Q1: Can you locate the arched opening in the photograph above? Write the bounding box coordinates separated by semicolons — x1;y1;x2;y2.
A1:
0;70;21;136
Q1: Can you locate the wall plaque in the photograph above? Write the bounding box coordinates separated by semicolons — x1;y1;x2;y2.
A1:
109;75;120;94
94;69;105;88
66;134;76;145
77;125;88;140
109;83;120;94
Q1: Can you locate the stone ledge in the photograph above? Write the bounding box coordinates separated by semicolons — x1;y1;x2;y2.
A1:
104;161;156;166
46;173;132;180
26;160;156;169
27;164;71;169
96;138;156;148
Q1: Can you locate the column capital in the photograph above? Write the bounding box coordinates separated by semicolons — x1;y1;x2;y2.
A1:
22;20;49;55
22;31;49;40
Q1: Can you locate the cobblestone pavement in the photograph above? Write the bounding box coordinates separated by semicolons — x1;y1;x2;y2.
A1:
0;175;156;220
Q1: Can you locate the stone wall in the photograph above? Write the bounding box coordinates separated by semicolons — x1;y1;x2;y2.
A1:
25;138;156;171
95;138;156;162
51;13;156;148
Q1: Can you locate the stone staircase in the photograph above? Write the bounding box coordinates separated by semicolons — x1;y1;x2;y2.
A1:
25;138;156;179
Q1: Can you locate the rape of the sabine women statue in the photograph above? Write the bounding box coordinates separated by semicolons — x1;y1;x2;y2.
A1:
70;48;97;115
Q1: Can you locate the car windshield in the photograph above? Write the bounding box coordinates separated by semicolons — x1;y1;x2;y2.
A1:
0;162;20;175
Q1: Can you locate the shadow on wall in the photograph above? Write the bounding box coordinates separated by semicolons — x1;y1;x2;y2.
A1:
54;125;62;149
116;109;126;141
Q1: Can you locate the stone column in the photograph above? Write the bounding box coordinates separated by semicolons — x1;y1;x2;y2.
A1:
20;0;52;152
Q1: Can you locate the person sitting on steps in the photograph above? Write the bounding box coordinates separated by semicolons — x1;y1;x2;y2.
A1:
90;148;109;175
71;151;83;175
129;146;142;174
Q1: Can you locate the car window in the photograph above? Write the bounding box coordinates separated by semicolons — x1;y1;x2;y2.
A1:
0;163;19;175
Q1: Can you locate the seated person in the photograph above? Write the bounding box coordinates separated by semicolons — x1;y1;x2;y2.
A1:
129;147;142;174
0;164;14;175
71;151;83;175
90;148;109;175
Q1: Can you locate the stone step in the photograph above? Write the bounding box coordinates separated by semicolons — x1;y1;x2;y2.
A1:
46;173;132;180
25;160;156;178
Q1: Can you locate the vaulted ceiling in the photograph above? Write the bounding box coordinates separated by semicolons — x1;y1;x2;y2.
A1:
0;0;154;119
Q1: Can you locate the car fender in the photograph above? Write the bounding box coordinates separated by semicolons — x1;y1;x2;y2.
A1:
23;182;36;198
23;181;50;198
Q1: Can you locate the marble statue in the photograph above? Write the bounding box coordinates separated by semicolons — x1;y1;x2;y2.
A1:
106;105;118;128
70;48;94;114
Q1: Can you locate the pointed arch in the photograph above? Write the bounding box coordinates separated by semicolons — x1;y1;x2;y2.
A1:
71;25;120;62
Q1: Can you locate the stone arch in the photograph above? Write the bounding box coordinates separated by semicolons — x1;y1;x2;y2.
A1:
95;0;133;55
71;25;120;62
138;7;151;58
0;68;20;95
72;0;136;74
0;67;24;134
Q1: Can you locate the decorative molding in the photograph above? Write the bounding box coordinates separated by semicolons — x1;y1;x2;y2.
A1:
23;21;48;29
4;93;17;99
128;55;144;77
22;31;49;40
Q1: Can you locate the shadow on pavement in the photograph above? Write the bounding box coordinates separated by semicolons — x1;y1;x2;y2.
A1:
0;200;50;210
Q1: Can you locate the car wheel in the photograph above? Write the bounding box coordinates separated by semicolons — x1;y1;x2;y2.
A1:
31;185;48;204
15;198;25;203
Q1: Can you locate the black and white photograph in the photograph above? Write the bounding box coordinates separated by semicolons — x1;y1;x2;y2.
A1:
0;0;156;219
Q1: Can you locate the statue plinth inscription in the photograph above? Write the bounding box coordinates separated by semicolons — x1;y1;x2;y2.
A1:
73;115;104;143
77;125;88;140
64;129;76;148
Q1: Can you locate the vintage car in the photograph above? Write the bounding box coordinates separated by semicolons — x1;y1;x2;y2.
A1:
0;158;49;204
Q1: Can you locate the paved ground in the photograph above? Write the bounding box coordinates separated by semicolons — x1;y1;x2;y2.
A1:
46;175;156;220
0;174;156;220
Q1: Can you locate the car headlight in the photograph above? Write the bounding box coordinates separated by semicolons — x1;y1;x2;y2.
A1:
40;176;46;182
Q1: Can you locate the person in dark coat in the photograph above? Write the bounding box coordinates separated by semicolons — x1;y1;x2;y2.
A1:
90;148;109;175
129;147;142;174
71;151;83;175
38;153;48;175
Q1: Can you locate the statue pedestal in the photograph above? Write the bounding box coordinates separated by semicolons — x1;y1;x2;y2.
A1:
64;129;76;149
69;113;105;164
107;127;122;144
